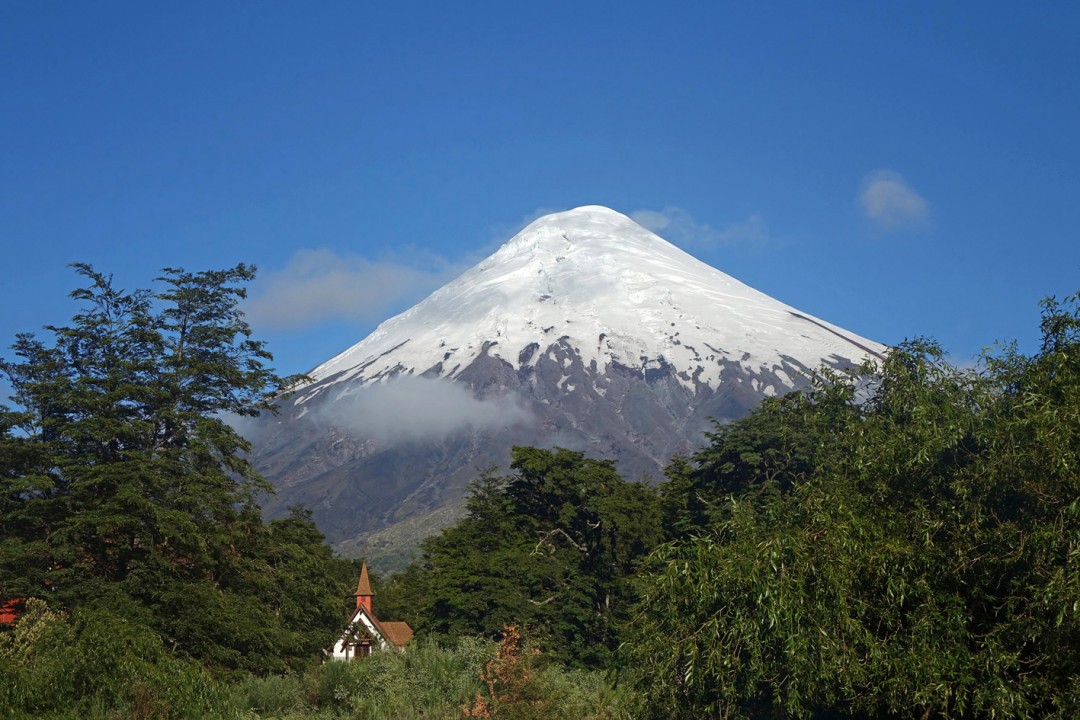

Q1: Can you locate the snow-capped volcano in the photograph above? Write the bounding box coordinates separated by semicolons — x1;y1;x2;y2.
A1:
303;205;883;399
252;206;885;566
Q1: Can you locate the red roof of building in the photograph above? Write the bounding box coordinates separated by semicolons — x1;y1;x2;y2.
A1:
0;598;24;626
379;620;414;648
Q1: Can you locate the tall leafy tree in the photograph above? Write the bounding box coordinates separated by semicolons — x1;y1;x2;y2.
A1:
384;446;663;667
0;264;350;671
626;294;1080;720
659;375;860;539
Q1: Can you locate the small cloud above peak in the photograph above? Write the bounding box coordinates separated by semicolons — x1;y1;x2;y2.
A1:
858;170;929;230
630;206;769;248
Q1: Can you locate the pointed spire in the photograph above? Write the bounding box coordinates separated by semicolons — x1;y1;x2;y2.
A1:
354;562;374;613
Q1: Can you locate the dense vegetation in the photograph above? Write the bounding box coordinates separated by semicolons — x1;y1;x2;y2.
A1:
0;265;356;676
622;297;1080;718
2;265;1079;718
0;602;631;719
380;446;662;667
383;293;1080;719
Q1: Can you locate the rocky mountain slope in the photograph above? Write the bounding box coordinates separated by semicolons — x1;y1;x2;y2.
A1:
250;206;886;566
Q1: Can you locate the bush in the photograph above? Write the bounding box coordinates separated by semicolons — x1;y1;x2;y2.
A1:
0;599;226;719
220;633;635;720
229;673;309;717
309;638;488;719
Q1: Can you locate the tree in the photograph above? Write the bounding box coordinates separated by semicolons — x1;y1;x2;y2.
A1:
0;264;350;672
627;301;1080;718
659;376;860;540
385;447;663;667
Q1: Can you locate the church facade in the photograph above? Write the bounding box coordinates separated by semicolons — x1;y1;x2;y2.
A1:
326;563;413;660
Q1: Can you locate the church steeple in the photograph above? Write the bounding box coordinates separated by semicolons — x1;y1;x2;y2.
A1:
354;562;374;613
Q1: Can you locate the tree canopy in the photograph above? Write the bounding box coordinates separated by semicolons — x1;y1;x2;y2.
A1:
625;295;1080;719
382;446;663;667
0;264;352;673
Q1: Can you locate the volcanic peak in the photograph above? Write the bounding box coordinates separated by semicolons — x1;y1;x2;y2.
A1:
304;206;885;398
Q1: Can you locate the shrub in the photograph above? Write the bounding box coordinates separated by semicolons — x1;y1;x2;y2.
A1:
0;599;226;719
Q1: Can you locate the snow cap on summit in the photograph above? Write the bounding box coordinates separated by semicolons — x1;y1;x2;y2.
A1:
520;205;648;235
537;204;629;219
304;206;885;395
498;204;680;260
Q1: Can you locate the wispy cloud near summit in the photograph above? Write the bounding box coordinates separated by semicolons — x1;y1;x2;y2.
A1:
244;248;465;331
314;377;533;444
630;206;769;248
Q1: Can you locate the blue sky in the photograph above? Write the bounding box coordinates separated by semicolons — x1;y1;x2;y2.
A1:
3;2;1078;384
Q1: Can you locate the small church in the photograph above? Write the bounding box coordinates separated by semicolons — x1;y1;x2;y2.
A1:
326;562;413;660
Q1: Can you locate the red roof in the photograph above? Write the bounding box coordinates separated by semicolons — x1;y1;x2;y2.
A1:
0;598;24;626
379;620;414;648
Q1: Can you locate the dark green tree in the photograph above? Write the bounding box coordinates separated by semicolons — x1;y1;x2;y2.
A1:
385;446;663;667
627;299;1080;720
0;264;350;672
659;375;860;539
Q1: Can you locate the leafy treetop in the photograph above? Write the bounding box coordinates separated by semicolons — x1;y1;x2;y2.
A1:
0;264;350;672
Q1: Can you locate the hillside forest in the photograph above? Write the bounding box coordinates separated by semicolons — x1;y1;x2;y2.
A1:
1;265;1078;719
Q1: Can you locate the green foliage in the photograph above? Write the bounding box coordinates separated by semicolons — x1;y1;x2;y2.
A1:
0;264;351;674
228;671;308;717
0;598;225;719
315;638;489;718
660;376;859;538
626;294;1080;718
226;633;632;720
384;447;663;667
0;607;631;719
9;262;1079;718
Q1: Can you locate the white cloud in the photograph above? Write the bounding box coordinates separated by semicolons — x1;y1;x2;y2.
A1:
630;206;769;248
244;248;466;330
629;209;672;232
314;377;533;444
858;170;929;230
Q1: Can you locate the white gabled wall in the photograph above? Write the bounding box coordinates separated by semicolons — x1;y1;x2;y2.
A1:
329;606;390;660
